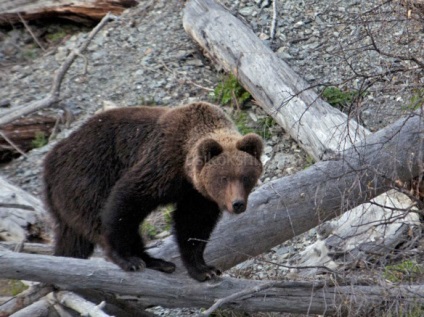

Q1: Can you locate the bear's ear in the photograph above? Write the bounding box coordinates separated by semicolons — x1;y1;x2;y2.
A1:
236;133;263;161
196;138;223;169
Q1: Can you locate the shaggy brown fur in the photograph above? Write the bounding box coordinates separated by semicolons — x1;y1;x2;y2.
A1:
43;102;263;281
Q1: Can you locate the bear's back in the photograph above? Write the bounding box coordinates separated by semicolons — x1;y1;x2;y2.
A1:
43;106;169;222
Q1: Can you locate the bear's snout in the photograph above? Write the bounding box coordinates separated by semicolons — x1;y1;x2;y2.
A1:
232;200;246;214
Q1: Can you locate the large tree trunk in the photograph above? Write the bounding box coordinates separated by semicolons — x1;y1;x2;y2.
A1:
0;0;138;24
183;0;370;161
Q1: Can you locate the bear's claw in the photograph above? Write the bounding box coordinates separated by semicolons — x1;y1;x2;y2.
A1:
107;250;146;271
188;265;222;282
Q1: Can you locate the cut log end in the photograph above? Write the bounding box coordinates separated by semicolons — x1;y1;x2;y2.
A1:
0;115;57;163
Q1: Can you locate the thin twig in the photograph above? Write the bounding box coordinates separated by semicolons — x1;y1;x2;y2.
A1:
18;13;46;52
0;203;35;211
49;12;116;97
270;0;278;41
199;281;280;316
0;130;28;157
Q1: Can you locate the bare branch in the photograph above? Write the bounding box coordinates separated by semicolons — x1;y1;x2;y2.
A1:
200;281;281;316
17;12;46;51
0;12;117;127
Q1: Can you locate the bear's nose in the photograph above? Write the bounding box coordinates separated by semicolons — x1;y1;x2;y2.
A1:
232;200;246;214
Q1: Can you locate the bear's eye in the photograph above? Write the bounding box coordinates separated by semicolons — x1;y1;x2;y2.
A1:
220;176;228;184
242;175;252;185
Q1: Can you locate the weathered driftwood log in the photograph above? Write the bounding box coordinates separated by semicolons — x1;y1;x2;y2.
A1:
291;190;420;276
0;116;56;162
1;250;424;315
0;0;137;24
0;177;50;242
183;0;370;161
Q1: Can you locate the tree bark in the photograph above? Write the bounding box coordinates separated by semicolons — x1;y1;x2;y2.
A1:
183;0;370;161
0;0;137;24
1;250;423;315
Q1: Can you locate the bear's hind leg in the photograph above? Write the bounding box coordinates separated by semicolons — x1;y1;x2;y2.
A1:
53;222;94;259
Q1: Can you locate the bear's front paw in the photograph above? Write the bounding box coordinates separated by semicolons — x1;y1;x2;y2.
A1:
188;265;222;282
108;250;146;271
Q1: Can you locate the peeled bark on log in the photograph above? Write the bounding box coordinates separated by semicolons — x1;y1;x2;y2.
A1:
0;0;138;25
183;0;370;161
0;115;56;162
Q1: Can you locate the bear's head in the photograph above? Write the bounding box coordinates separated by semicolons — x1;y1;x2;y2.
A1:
192;133;263;214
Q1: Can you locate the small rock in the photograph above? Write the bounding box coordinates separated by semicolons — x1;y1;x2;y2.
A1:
239;6;255;16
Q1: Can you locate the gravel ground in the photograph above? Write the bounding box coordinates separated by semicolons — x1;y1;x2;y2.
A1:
0;0;423;316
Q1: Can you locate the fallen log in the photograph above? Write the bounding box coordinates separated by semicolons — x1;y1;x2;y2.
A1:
0;0;137;25
1;250;424;315
183;0;370;161
0;115;56;163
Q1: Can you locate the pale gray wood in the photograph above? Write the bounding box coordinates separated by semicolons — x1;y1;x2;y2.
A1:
1;250;424;314
183;0;370;161
291;190;421;276
0;284;54;316
52;291;111;317
0;176;50;242
9;298;51;317
0;241;54;254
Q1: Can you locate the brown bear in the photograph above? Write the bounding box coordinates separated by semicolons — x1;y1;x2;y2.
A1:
43;102;263;281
